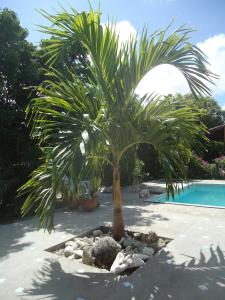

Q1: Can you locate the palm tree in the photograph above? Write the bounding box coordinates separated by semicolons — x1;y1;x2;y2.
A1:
21;7;216;240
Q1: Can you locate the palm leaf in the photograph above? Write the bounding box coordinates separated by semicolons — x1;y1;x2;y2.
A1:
20;7;216;231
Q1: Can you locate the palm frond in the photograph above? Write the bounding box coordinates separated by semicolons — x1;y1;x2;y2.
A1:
20;7;216;231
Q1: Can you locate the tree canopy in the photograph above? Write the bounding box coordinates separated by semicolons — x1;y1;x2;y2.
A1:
20;7;216;239
0;8;41;219
0;8;39;109
177;93;225;129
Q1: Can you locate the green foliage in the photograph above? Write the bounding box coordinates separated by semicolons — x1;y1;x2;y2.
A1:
217;157;225;173
0;107;40;219
175;94;224;129
0;8;39;109
204;141;225;162
139;94;225;178
20;6;215;231
36;37;90;80
187;155;216;179
137;144;163;180
102;148;145;186
0;8;92;220
0;9;41;220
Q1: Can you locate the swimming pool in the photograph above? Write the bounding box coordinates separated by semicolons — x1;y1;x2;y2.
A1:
150;184;225;208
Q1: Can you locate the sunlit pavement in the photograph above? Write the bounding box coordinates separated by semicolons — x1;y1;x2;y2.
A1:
0;180;225;300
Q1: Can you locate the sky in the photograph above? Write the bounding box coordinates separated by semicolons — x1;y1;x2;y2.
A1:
1;0;225;107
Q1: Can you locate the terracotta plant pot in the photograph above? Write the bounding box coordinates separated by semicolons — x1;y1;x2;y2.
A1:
63;195;80;210
81;197;97;212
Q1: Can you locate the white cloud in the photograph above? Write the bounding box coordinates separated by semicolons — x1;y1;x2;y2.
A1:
114;21;137;44
103;21;225;101
197;34;225;96
113;21;191;97
136;34;225;98
136;64;190;97
102;20;137;47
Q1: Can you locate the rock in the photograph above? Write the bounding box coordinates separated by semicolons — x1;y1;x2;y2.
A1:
68;254;74;260
110;252;145;274
140;231;159;244
82;246;94;265
76;239;88;249
133;248;139;254
92;237;121;268
65;240;74;247
72;242;79;250
92;230;103;237
150;243;158;253
132;253;150;261
133;232;142;240
125;246;133;254
157;238;166;249
142;247;154;256
139;189;150;199
110;252;126;273
74;250;83;259
132;240;143;251
119;237;125;245
56;249;64;256
64;246;74;257
93;237;100;244
83;237;93;244
126;255;145;268
103;231;111;237
122;237;133;248
151;238;166;252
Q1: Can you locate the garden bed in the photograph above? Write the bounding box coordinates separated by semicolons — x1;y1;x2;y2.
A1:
46;226;171;275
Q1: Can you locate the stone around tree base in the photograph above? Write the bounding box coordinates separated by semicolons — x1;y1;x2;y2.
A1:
47;225;171;276
82;246;94;265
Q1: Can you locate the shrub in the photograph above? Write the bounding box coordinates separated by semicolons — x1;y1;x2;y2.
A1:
187;155;216;179
137;144;163;180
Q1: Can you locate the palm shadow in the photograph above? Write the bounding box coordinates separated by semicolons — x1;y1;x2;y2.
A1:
21;245;225;300
0;199;167;260
0;219;37;260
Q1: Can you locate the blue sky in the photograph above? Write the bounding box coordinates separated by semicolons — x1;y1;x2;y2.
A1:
1;0;225;106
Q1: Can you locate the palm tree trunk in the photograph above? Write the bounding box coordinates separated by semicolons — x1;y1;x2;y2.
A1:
112;161;125;241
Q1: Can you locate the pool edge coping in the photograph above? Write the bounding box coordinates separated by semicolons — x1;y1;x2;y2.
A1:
145;181;225;209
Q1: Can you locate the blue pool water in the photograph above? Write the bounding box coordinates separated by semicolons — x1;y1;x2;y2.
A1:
153;184;225;208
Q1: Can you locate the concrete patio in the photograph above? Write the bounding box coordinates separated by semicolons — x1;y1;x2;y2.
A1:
0;181;225;300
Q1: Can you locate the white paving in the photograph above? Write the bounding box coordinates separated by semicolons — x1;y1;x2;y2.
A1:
0;180;225;299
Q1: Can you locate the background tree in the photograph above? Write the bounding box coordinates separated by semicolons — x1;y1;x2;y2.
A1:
185;94;225;162
0;8;40;220
0;8;39;108
180;93;225;129
0;8;93;220
36;36;90;83
137;144;163;180
138;94;225;178
21;7;215;240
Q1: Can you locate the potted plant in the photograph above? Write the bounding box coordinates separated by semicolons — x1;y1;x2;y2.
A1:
63;193;80;209
79;181;97;212
61;175;80;209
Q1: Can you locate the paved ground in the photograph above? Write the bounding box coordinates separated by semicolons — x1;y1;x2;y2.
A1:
0;180;225;300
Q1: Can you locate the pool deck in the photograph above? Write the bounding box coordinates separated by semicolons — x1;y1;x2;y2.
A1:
0;180;225;299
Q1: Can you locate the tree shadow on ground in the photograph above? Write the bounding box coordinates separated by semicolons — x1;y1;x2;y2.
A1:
21;245;225;300
0;219;37;260
53;203;168;235
0;200;166;260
